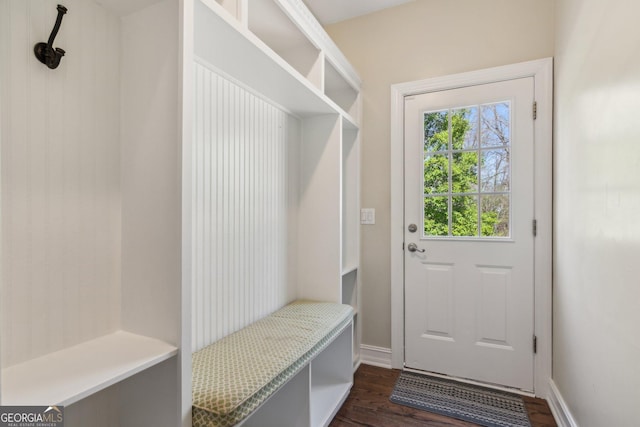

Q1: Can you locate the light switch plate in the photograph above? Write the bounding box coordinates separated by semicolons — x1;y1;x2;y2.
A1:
360;208;375;225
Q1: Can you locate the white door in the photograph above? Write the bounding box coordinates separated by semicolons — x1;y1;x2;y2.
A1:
404;78;535;391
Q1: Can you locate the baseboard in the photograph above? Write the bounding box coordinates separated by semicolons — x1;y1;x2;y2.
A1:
360;345;392;369
547;379;579;427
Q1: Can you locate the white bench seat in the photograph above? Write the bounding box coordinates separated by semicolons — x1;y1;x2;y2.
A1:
192;300;354;427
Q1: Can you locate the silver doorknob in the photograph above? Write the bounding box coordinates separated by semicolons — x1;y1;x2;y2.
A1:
407;243;425;253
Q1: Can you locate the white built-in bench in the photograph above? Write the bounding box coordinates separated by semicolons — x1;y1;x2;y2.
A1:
192;300;354;427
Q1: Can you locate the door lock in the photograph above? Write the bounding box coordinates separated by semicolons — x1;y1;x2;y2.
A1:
408;224;418;233
407;243;425;253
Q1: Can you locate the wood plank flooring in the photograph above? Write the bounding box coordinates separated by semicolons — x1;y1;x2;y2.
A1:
330;364;557;427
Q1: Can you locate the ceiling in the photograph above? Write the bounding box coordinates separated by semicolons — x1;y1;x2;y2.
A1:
301;0;414;25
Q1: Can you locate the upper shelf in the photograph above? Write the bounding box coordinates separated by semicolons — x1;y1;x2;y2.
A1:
1;331;177;406
196;0;361;125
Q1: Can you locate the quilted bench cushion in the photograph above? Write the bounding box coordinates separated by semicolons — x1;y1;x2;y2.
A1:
192;300;354;427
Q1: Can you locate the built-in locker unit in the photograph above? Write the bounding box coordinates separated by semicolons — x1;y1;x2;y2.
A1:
191;0;362;371
0;0;361;425
0;0;189;424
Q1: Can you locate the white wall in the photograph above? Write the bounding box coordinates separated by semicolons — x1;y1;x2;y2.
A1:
553;0;640;425
325;0;555;349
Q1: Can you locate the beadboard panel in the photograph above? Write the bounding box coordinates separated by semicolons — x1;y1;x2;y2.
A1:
0;0;121;368
192;62;295;352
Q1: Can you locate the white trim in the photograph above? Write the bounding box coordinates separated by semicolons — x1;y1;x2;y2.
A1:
360;345;392;369
547;379;579;427
390;58;553;396
180;0;194;425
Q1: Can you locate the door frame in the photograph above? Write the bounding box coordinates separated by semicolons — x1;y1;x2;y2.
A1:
390;58;553;397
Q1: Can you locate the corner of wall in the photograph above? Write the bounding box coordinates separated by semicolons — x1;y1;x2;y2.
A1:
359;344;392;369
547;379;579;427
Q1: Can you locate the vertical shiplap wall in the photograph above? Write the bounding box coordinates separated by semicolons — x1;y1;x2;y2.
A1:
0;0;121;368
192;61;296;351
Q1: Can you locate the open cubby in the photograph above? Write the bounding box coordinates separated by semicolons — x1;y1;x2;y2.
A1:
1;0;186;424
195;0;333;116
248;0;323;90
239;322;353;427
325;58;360;119
310;325;353;427
242;365;311;427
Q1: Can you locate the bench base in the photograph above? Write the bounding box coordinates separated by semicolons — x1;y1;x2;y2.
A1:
192;301;354;427
239;322;353;427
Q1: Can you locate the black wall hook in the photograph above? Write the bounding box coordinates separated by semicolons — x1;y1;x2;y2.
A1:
34;4;68;69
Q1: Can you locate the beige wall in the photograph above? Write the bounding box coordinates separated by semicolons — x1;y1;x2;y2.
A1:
326;0;555;349
553;0;640;425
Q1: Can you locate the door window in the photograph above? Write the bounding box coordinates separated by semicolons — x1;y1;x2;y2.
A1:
423;102;511;238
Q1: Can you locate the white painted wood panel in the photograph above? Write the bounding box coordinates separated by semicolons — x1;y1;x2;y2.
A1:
476;266;511;347
120;0;181;347
0;0;121;368
116;5;184;425
424;264;454;339
64;386;120;427
341;127;358;271
192;62;294;351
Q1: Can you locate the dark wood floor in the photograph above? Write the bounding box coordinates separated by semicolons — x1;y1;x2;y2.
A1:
330;364;557;427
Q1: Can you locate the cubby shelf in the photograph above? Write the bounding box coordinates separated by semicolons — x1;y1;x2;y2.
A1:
309;325;353;427
197;0;361;125
342;265;358;276
1;331;177;406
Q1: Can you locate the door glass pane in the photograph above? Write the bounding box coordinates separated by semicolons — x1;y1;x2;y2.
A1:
481;195;510;237
452;151;478;193
452;106;479;149
424;110;448;152
452;195;478;236
481;102;510;147
424;154;449;194
481;148;510;192
424;196;448;236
